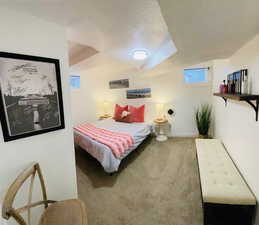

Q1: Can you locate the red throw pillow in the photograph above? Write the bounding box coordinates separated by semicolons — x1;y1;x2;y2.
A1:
129;105;145;122
114;104;128;121
117;110;132;123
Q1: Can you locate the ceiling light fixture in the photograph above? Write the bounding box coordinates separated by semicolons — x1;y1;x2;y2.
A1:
132;50;148;60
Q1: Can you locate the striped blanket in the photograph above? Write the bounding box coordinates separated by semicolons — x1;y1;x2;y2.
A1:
74;123;134;158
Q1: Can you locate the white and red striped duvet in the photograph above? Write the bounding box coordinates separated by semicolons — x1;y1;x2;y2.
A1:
74;123;134;158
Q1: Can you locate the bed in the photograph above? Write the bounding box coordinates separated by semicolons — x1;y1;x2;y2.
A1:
74;118;151;173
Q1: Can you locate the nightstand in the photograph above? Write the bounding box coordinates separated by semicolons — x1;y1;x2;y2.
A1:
153;119;169;142
99;114;112;120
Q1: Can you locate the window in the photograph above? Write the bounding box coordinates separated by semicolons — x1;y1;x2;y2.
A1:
184;68;208;83
70;75;80;88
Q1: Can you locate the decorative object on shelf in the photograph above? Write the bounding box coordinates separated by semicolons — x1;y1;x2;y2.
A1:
126;88;151;99
223;81;228;93
219;80;225;93
214;93;259;121
195;103;212;138
241;70;249;94
219;80;228;93
0;52;65;142
153;119;169;142
227;73;237;94
226;69;248;94
109;79;129;89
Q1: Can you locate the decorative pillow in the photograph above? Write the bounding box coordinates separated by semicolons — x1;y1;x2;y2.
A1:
113;104;128;121
121;110;131;118
117;110;132;123
129;105;145;122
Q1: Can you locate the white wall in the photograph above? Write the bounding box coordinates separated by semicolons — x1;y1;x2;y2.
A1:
212;34;259;223
71;61;213;137
70;72;98;125
0;8;77;225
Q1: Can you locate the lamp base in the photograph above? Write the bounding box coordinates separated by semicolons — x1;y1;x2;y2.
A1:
156;135;168;142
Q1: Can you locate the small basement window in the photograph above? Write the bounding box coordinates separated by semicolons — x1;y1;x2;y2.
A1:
184;68;209;84
70;75;80;88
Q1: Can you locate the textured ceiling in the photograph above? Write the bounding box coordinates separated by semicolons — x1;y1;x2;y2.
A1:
2;0;176;70
68;41;98;66
3;0;259;75
158;0;259;66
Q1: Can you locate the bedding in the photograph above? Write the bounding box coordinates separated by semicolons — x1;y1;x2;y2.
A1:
74;123;134;158
74;118;151;173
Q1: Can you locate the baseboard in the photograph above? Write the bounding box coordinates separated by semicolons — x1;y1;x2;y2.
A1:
169;133;197;138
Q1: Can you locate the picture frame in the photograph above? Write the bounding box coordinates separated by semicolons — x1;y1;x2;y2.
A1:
126;88;151;99
0;52;65;142
109;79;129;89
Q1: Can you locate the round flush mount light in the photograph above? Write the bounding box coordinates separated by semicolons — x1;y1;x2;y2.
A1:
132;50;148;60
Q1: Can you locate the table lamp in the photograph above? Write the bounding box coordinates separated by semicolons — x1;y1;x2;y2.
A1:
156;103;165;120
103;101;110;116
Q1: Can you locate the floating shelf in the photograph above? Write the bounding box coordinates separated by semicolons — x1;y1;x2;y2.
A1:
213;93;259;121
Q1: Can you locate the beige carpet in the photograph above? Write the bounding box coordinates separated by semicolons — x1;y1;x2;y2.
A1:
76;137;203;225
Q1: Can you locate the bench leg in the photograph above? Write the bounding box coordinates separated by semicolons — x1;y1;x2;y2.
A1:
203;203;209;225
247;205;257;225
203;203;256;225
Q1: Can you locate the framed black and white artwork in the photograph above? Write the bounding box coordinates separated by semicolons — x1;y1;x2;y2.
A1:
109;79;129;89
0;52;65;142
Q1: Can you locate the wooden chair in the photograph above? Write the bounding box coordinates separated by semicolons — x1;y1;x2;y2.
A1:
2;162;88;225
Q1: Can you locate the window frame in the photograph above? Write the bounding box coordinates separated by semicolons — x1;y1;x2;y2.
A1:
183;67;211;86
70;75;81;89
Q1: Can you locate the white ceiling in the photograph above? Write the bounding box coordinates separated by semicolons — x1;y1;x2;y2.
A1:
2;0;176;70
158;0;259;66
2;0;259;74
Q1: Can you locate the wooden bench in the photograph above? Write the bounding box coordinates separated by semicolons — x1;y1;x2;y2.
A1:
195;139;257;225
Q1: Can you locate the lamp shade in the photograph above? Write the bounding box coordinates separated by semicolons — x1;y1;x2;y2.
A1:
103;101;109;115
156;103;165;119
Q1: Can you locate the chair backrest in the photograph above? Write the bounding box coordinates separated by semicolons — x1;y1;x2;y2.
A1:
2;162;54;225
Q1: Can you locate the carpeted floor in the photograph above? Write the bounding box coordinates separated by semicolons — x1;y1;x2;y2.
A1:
76;137;203;225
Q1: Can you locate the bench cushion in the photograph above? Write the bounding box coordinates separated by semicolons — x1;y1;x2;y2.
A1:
196;139;256;205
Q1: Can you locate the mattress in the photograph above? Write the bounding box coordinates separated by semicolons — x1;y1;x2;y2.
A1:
74;118;151;173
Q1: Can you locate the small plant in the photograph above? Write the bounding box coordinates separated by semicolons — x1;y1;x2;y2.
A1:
195;103;212;138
